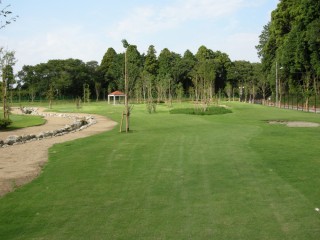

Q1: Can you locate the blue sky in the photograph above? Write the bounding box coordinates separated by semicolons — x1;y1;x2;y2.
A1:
1;0;279;71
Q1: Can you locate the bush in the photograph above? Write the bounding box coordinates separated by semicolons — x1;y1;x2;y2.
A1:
170;106;232;115
0;118;12;129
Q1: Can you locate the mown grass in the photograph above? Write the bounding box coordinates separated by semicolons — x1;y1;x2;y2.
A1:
1;102;320;239
0;111;46;131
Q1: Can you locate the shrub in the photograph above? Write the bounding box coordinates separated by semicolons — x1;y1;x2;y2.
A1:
0;118;12;129
170;106;232;115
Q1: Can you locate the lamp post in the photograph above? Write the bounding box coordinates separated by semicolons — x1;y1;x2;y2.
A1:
239;86;244;102
276;62;278;107
275;62;283;107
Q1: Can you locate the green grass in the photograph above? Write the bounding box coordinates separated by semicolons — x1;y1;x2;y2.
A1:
0;111;46;131
1;102;320;239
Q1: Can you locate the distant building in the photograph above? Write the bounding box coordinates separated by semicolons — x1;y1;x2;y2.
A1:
107;91;126;105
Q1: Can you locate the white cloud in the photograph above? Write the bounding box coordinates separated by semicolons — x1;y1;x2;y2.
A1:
7;26;106;70
108;0;262;40
224;32;260;62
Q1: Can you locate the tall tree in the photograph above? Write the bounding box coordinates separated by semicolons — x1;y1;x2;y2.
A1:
157;48;173;103
180;50;197;95
194;45;216;109
99;47;118;93
143;45;158;111
257;0;320;109
86;61;100;101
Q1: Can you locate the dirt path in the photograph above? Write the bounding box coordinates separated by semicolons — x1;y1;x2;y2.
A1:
0;108;117;197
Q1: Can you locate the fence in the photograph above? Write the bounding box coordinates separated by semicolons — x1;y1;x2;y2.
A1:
259;93;320;113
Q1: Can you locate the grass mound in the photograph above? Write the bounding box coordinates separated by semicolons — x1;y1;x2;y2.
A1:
0;113;46;131
170;106;232;115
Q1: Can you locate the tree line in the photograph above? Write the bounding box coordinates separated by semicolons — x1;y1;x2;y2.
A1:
10;45;263;106
257;0;320;109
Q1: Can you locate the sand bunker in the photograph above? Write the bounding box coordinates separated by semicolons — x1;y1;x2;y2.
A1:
268;120;320;127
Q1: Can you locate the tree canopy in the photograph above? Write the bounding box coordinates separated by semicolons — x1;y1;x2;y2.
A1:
257;0;320;108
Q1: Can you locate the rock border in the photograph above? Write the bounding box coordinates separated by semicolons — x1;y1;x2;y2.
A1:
0;107;97;148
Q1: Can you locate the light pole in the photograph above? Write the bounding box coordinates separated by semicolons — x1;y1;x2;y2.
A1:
275;62;283;107
276;61;279;107
239;86;244;102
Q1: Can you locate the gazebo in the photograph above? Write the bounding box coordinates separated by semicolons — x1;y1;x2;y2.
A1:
107;91;126;105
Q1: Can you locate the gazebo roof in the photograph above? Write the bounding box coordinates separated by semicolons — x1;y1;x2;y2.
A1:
108;91;125;96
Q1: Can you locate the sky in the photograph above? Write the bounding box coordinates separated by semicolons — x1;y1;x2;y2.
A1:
1;0;279;72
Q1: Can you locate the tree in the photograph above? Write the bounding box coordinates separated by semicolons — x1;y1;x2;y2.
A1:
46;83;55;109
99;48;118;95
143;45;158;112
0;1;18;30
18;65;39;102
86;61;100;101
157;48;174;103
194;45;216;110
170;52;183;101
224;82;232;101
180;50;197;95
126;44;142;98
83;83;90;103
231;61;253;102
121;39;132;133
0;47;16;119
257;0;320;109
175;82;184;103
2;64;14;103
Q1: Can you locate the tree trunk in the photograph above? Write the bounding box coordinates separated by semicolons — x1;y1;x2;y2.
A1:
124;50;129;132
2;76;8;119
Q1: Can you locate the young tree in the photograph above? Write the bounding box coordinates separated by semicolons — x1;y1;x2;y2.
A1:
2;64;14;103
46;83;55;109
120;39;140;133
0;47;16;119
224;82;232;101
